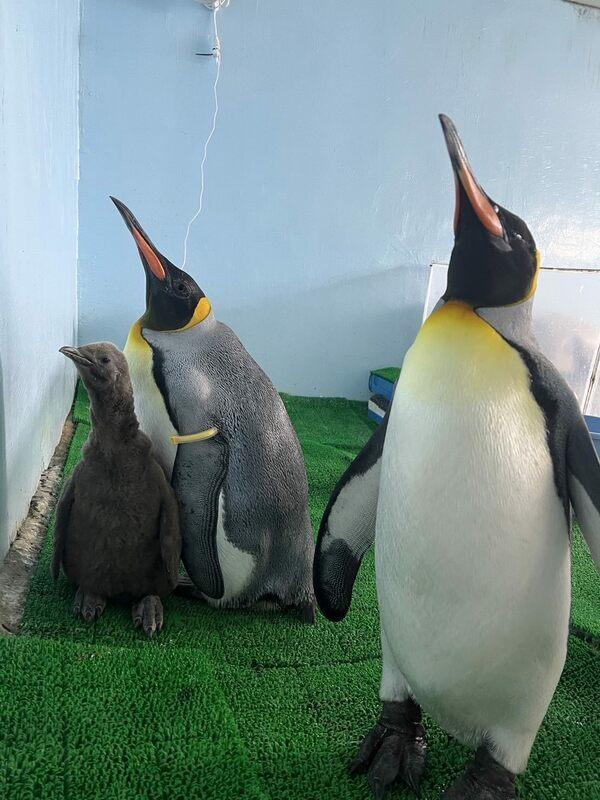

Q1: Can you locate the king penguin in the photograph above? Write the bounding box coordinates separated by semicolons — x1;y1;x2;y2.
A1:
111;197;315;620
313;115;600;799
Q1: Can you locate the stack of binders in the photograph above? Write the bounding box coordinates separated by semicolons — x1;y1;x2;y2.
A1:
368;367;400;424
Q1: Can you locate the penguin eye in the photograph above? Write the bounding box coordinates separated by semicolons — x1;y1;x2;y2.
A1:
101;357;111;364
176;282;190;297
514;233;523;241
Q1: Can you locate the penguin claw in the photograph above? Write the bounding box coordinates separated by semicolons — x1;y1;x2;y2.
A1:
442;747;516;800
369;778;388;800
404;757;425;795
367;733;404;795
349;724;387;776
73;595;82;617
73;589;106;622
350;701;427;797
132;595;164;639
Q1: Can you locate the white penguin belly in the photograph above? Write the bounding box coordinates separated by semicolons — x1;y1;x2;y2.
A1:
124;323;178;479
376;302;570;763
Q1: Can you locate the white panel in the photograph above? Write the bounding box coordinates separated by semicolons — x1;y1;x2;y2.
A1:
564;1;600;9
583;347;600;416
424;264;600;411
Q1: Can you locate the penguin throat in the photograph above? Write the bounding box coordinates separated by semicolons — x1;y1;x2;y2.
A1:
504;250;541;308
139;296;213;335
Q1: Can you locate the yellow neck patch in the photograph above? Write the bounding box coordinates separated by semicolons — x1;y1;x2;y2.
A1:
403;301;511;394
124;297;215;446
527;249;542;300
124;319;150;356
420;300;505;350
178;296;212;332
125;297;212;352
401;300;533;404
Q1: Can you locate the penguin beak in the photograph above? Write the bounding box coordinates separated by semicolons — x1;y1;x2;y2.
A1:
110;197;168;282
59;346;94;368
438;114;503;239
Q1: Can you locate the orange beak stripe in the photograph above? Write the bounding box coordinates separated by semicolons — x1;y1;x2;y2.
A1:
455;164;503;238
132;226;166;281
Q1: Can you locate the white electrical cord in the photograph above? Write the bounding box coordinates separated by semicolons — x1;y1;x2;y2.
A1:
182;4;222;268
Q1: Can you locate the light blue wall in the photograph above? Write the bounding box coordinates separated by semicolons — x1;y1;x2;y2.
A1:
78;0;600;398
0;2;80;555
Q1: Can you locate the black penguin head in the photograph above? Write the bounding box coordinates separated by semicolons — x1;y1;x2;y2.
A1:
60;342;132;402
111;197;210;332
439;114;539;308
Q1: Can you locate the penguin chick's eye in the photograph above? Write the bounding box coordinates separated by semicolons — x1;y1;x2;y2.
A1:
100;357;111;364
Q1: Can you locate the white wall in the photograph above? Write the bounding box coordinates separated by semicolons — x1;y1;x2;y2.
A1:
77;0;600;398
0;2;80;556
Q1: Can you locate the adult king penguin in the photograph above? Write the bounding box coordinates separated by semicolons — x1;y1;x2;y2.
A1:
314;115;600;799
111;197;315;620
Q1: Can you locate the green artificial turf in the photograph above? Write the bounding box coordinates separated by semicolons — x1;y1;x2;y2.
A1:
371;367;401;384
1;386;599;800
571;524;600;644
73;379;91;426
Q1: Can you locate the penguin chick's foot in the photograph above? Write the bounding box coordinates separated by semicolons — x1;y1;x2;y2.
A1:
73;588;106;622
349;699;427;798
132;595;164;638
298;599;316;624
442;747;516;800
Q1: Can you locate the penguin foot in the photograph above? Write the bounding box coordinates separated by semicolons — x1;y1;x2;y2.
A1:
442;747;516;800
298;599;316;624
132;595;164;638
73;588;106;622
349;699;427;798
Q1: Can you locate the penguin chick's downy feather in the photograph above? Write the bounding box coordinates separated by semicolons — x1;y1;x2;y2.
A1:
53;343;181;633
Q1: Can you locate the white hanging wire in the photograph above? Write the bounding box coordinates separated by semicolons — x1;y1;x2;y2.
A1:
182;4;222;268
198;0;229;8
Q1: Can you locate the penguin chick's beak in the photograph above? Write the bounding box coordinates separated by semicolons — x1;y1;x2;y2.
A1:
438;114;503;239
110;196;167;281
59;346;94;368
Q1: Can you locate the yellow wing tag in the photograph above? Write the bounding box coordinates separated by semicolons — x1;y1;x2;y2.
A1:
170;427;219;445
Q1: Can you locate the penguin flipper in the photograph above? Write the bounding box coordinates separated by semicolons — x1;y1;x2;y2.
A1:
313;414;388;621
567;416;600;569
507;340;599;567
172;435;229;600
52;473;76;580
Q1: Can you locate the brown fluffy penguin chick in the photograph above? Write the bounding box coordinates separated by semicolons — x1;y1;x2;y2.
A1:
53;342;181;638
